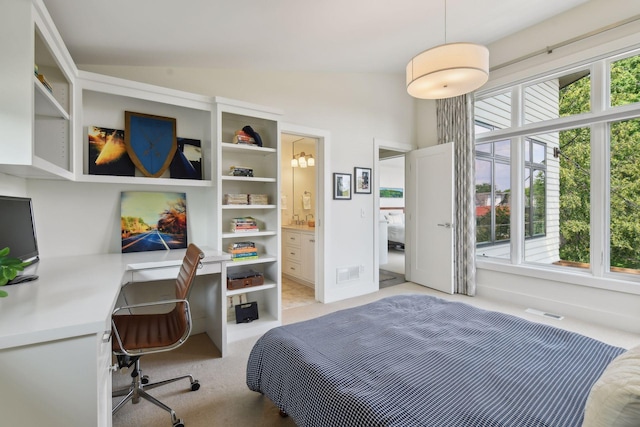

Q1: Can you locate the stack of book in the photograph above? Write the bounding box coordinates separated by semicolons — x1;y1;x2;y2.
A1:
224;193;249;205
230;217;259;233
228;241;258;261
229;166;254;177
232;130;257;145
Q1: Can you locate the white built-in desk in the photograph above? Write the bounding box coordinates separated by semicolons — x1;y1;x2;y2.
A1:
0;246;229;427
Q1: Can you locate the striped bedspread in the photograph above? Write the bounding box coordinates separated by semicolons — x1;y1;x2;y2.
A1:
246;294;625;427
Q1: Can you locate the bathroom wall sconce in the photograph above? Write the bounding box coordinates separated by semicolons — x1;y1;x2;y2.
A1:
291;152;314;168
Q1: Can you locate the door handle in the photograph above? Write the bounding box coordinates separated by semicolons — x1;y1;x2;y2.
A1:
437;222;453;229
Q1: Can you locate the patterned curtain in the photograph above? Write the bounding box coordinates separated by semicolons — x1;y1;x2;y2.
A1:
436;95;476;296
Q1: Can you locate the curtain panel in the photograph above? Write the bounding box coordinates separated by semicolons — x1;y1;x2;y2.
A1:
436;95;477;296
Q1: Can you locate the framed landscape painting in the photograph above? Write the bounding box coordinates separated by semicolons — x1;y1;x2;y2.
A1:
120;191;187;253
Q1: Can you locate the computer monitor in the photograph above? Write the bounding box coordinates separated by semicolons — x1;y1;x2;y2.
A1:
0;196;40;265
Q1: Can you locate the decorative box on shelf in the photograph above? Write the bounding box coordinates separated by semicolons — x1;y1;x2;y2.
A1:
224;193;249;205
249;194;268;205
226;268;264;290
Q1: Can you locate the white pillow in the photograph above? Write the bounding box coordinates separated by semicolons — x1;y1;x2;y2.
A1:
582;344;640;427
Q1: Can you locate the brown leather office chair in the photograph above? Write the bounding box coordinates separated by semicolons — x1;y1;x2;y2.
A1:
111;243;204;427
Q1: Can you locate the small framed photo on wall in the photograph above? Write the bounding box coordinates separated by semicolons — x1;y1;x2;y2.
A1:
333;173;352;200
354;167;372;194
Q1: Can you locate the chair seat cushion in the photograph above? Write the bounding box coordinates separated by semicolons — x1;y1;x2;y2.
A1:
112;308;187;353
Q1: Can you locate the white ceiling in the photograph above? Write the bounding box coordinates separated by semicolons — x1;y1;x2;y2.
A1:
41;0;589;74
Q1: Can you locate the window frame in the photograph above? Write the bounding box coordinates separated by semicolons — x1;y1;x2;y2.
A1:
474;49;640;289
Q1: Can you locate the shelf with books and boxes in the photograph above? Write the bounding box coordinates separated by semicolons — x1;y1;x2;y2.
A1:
1;2;75;180
225;255;280;342
73;71;214;186
215;98;282;342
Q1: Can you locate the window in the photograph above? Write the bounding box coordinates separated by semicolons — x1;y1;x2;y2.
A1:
524;138;547;238
475;139;511;251
610;118;640;272
475;49;640;282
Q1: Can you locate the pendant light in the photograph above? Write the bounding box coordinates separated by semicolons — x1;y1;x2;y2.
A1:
406;0;489;99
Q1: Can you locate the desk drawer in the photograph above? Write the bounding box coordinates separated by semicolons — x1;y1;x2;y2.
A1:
131;266;180;282
129;261;222;283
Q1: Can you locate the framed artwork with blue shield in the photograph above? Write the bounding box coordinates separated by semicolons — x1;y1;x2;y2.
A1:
125;111;177;177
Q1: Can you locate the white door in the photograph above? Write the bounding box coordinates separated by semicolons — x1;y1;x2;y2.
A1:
406;142;454;294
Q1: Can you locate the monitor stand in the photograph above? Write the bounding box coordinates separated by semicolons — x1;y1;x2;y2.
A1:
6;274;39;285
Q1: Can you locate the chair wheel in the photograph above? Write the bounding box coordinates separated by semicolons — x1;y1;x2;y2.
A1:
173;421;184;427
191;381;200;391
141;375;149;385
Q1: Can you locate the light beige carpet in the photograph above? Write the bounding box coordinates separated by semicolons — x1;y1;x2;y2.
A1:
112;282;639;427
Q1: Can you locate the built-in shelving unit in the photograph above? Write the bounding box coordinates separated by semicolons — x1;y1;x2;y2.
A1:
74;71;214;186
0;1;75;180
215;98;283;342
2;0;287;355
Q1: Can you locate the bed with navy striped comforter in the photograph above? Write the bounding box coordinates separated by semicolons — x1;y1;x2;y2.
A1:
246;294;625;427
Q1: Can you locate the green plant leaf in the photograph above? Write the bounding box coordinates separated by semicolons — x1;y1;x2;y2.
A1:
0;289;7;297
1;267;18;281
1;258;24;266
0;247;9;257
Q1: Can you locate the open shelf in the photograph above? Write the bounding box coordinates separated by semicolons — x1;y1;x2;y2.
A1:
221;142;276;154
222;230;277;238
226;281;277;297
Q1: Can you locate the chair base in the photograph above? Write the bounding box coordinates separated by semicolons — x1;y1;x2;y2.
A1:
112;357;200;427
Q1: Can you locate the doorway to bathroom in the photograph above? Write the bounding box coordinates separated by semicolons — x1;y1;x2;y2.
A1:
281;132;319;309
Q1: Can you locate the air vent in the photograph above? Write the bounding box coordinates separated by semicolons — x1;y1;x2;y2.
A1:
336;266;360;283
525;308;564;320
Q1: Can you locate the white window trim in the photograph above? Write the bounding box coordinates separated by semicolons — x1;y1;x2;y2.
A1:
476;47;640;295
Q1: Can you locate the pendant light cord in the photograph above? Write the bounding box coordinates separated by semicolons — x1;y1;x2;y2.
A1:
444;0;447;44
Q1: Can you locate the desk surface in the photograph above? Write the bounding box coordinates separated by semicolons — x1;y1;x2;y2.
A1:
0;246;229;350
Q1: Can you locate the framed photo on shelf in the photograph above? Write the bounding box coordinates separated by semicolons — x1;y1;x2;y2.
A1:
170;137;202;179
333;173;352;200
354;167;372;194
87;125;135;176
125;111;177;178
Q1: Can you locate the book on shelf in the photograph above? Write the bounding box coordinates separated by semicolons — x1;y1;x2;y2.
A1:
231;251;259;258
231;255;259;262
231;226;260;233
37;73;53;93
230;216;259;232
228;241;256;250
228;246;258;254
229;166;254;177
